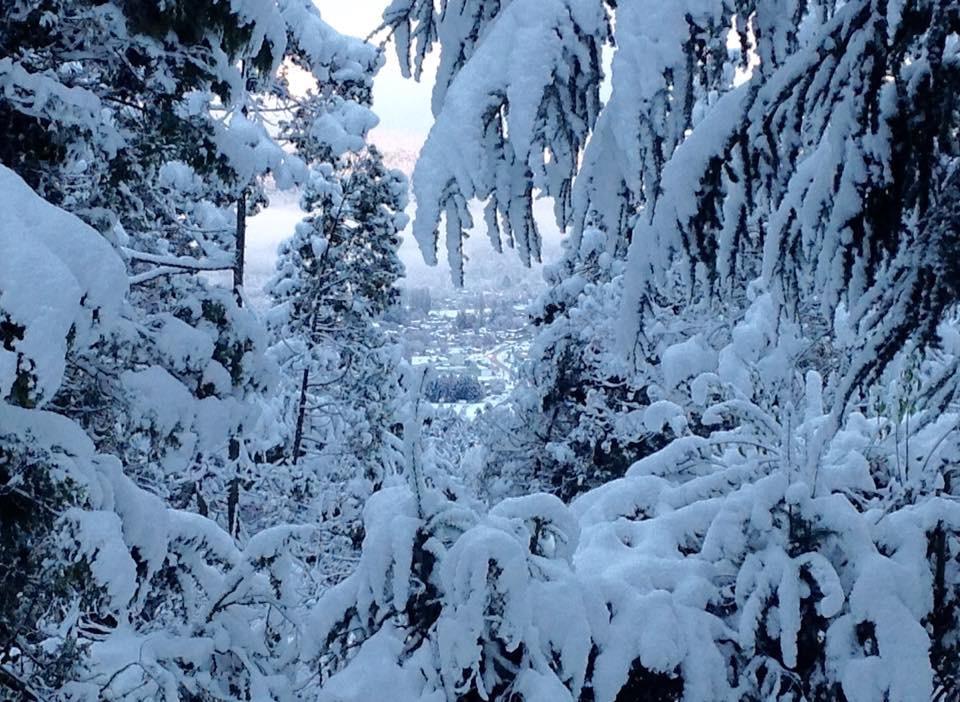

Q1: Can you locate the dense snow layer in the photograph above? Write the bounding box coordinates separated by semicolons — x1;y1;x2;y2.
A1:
0;165;127;405
310;275;960;701
0;165;319;700
314;444;960;700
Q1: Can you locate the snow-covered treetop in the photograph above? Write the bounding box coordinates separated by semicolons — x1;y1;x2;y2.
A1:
115;0;381;95
0;0;382;207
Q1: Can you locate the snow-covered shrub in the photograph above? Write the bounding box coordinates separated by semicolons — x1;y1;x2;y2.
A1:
314;377;960;701
0;425;91;693
312;248;960;700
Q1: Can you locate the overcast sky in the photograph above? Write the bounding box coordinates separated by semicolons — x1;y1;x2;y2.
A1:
317;2;436;151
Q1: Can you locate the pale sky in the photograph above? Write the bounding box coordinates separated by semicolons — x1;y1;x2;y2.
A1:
316;1;437;151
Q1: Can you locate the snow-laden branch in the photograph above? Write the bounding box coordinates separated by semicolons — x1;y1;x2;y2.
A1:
122;247;235;272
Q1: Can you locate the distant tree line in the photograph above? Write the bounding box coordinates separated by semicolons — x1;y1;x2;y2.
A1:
425;371;484;403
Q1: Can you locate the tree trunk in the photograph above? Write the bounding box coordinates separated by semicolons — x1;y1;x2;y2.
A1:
226;190;246;539
227;438;241;539
930;472;953;692
292;367;310;465
195;479;208;517
234;190;246;306
0;664;39;702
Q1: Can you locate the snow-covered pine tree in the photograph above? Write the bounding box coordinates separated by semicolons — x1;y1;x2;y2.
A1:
475;227;657;500
0;0;383;535
266;138;408;577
